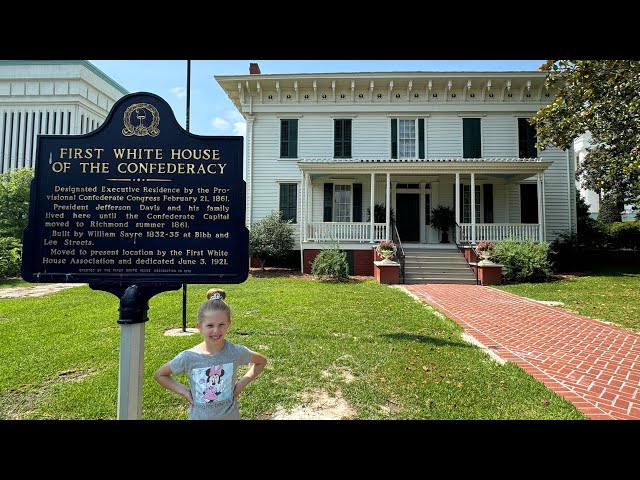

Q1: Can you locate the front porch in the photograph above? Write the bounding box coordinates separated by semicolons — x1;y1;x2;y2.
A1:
298;158;551;246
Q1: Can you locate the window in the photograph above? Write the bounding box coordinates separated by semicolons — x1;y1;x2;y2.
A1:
461;185;481;223
391;119;425;159
334;119;352;158
333;185;352;222
399;119;416;158
280;119;298;158
518;118;537;158
463;118;482;158
279;183;297;223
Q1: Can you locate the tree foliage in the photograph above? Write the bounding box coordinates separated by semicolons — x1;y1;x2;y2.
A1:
248;210;295;269
0;168;33;240
534;60;640;205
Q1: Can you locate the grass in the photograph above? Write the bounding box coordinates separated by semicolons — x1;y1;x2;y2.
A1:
495;262;640;332
0;278;31;287
0;275;584;420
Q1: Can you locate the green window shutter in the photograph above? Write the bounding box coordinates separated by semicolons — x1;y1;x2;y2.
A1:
391;119;397;159
280;120;289;158
483;184;494;223
418;118;425;159
475;185;481;223
334;120;343;157
323;183;333;221
344;119;352;157
352;183;362;222
279;183;297;223
463;118;481;158
289;119;298;158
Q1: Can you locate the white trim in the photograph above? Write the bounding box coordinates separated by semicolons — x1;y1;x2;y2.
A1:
456;112;487;117
329;114;358;118
386;113;430;118
275;114;304;118
275;179;302;183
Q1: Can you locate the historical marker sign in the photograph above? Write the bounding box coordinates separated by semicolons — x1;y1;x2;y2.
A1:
22;92;248;285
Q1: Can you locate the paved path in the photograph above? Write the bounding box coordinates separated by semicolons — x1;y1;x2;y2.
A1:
402;284;640;420
0;283;85;299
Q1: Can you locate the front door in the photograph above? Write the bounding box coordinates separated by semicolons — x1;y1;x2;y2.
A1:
396;193;420;242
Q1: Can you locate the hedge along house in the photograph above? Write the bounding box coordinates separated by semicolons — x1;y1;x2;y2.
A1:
216;66;577;282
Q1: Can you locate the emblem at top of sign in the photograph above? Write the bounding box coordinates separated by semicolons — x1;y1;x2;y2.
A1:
122;103;160;137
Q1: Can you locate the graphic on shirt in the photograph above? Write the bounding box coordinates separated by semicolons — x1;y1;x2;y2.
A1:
193;363;233;404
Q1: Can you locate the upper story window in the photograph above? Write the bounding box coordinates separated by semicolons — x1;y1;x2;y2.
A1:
280;119;298;158
334;119;352;158
463;118;482;158
518;118;537;158
391;119;425;159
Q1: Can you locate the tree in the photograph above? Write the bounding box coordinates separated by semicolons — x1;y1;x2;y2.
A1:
533;60;640;205
248;210;295;269
0;168;33;240
598;196;622;224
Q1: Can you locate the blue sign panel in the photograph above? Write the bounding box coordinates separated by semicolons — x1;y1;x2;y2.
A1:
22;92;248;284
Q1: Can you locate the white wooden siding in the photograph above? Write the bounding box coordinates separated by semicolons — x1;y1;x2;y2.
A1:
250;115;302;228
299;115;333;158
483;116;518;157
426;116;462;157
540;148;572;240
353;116;389;157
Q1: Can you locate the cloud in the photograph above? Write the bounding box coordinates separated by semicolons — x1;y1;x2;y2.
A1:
232;121;246;137
170;87;186;99
212;117;230;130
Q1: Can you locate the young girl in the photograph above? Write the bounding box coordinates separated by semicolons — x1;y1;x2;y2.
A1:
154;289;267;420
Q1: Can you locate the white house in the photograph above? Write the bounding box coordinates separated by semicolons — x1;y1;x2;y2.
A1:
216;65;577;282
0;60;128;173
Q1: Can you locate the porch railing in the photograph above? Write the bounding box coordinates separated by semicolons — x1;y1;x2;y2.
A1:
460;223;540;242
307;222;387;242
454;222;479;285
391;221;405;284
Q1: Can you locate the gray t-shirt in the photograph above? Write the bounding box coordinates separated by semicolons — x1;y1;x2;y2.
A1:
169;340;254;420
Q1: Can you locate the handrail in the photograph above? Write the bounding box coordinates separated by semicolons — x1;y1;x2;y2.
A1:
455;222;479;285
391;221;405;284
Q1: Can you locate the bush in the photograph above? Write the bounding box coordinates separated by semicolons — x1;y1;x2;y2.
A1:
311;246;349;280
493;239;552;283
598;196;622;224
576;192;608;247
249;211;295;269
0;237;22;278
0;168;33;240
549;233;581;272
608;221;640;250
366;204;395;223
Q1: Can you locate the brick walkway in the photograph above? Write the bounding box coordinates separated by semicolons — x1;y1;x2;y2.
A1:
402;284;640;420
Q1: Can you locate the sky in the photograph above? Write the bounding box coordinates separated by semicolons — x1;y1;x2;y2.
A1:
89;60;546;139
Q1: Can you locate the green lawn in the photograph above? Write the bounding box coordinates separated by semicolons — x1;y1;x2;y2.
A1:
0;279;31;287
495;262;640;332
0;276;585;420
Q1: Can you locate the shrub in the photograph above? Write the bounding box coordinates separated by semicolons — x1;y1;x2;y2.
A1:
493;239;552;283
0;237;22;278
0;168;33;240
311;246;349;280
249;211;295;269
608;221;640;250
549;233;581;272
429;205;456;242
598;196;622;224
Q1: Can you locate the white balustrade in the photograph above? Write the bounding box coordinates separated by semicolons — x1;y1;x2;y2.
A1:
307;222;386;242
460;223;540;242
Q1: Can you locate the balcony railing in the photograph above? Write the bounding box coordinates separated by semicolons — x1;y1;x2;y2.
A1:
307;222;387;242
460;223;540;242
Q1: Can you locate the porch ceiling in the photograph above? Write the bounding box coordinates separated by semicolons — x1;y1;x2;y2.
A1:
297;158;553;175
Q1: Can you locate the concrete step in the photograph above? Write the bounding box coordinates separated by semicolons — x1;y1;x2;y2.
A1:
403;258;470;265
403;277;478;285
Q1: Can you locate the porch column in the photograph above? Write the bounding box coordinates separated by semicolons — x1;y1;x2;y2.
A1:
537;173;543;242
471;172;476;243
541;173;547;242
303;173;310;242
370;173;375;243
385;173;391;240
455;173;460;242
